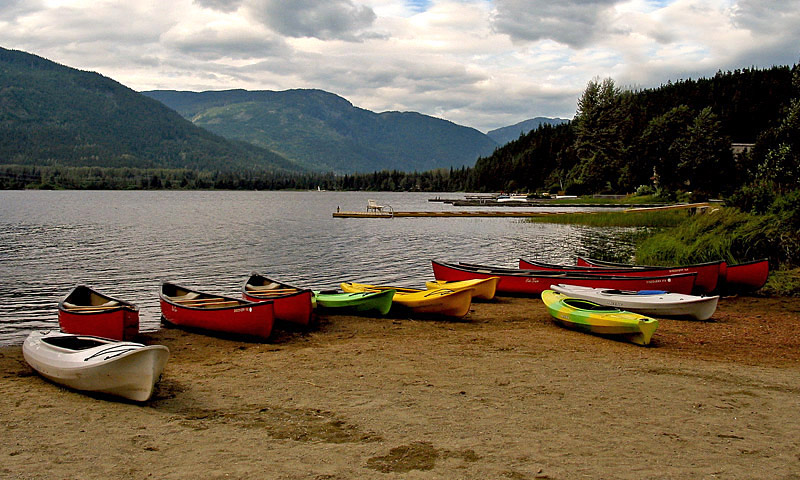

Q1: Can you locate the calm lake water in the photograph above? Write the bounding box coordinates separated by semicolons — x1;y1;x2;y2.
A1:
0;190;635;346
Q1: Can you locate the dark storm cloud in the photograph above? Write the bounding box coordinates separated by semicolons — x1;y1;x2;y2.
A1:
490;0;622;48
193;0;244;13
247;0;377;41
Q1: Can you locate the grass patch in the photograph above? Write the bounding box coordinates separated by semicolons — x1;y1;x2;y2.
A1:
760;267;800;297
529;210;688;228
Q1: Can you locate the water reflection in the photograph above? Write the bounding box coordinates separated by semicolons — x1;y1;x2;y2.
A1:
0;190;637;345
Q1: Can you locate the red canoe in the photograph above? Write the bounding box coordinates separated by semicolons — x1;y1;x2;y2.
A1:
242;273;313;326
160;282;274;340
575;256;724;293
723;258;769;291
58;285;139;341
432;260;697;295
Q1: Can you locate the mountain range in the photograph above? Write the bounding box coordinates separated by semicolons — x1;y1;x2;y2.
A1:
1;46;564;174
486;117;570;145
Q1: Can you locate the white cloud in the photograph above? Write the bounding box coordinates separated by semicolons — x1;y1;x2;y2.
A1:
0;0;798;132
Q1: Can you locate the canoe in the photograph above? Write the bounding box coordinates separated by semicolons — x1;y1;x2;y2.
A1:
23;330;169;402
549;284;719;320
340;282;473;318
242;273;313;325
432;260;697;295
541;290;659;346
313;289;395;315
574;257;725;293
723;258;769;292
424;277;500;301
58;285;139;341
160;282;275;340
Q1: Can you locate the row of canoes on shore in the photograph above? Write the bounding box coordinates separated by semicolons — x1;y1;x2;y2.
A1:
22;257;768;401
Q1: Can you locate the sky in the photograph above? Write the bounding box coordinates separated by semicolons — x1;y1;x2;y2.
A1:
1;0;799;132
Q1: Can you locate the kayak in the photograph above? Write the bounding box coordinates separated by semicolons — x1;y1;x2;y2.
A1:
424;277;499;301
549;284;719;320
58;285;139;341
23;330;169;402
541;290;659;346
340;282;473;318
432;260;697;295
313;289;395;315
242;273;314;325
160;282;275;340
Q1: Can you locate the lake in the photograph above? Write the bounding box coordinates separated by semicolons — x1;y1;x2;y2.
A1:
0;190;634;346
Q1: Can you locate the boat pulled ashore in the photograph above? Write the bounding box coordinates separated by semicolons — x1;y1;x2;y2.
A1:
340;282;473;318
23;330;169;402
313;289;395;316
424;277;500;301
432;260;697;296
160;282;275;340
58;285;139;341
520;258;722;294
550;284;719;321
241;273;313;325
541;290;659;346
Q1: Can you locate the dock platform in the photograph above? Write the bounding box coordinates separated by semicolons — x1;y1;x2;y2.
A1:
333;210;556;218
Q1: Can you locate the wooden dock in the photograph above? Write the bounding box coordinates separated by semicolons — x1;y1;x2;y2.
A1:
333;210;558;218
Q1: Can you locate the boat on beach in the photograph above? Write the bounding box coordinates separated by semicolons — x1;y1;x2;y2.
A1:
432;260;698;295
160;282;275;340
340;282;473;318
58;285;139;341
313;289;395;315
570;257;724;293
549;284;719;320
241;273;313;325
23;330;169;401
541;290;659;346
425;277;500;301
723;258;769;292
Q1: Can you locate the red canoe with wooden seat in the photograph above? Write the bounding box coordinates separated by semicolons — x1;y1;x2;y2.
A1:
241;273;313;326
723;258;769;292
160;282;274;340
574;256;725;293
432;260;697;296
58;285;139;341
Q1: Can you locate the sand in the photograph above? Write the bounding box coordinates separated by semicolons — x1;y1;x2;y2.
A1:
1;295;799;479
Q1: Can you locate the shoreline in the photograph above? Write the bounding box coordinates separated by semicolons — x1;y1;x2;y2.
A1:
2;295;798;478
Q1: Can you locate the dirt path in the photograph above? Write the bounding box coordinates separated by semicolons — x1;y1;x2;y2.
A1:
2;295;798;479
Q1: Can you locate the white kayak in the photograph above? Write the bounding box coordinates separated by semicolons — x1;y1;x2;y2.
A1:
550;284;719;321
23;330;169;402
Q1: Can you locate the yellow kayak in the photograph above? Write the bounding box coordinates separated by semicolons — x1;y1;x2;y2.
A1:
541;290;658;346
340;282;473;318
425;277;499;301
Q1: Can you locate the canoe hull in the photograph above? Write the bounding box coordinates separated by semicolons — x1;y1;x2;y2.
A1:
574;257;724;293
242;273;313;326
160;282;274;340
432;260;697;296
550;284;719;320
313;290;395;315
23;331;169;402
541;290;658;346
425;277;499;301
58;285;139;341
723;259;769;292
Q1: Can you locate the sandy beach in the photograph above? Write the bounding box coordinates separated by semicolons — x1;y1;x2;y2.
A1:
2;295;799;479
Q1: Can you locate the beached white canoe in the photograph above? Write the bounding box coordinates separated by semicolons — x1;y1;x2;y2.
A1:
550;284;719;321
23;330;169;401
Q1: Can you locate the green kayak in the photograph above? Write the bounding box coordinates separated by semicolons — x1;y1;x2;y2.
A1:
312;289;395;315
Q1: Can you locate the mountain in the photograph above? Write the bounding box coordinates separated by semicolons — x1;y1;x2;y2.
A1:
487;117;570;145
143;89;499;173
0;47;298;172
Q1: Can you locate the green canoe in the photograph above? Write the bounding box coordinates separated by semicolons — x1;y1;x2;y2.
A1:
312;289;395;315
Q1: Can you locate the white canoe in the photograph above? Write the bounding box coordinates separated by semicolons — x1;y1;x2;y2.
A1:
550;284;719;321
23;330;169;402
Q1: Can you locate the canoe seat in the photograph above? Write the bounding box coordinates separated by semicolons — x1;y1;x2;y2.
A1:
99;300;120;307
171;293;200;300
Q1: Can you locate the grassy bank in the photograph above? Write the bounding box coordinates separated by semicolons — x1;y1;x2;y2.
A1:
530;206;800;296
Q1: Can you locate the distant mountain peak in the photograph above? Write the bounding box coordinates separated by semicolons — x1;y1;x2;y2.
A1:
487;117;570;145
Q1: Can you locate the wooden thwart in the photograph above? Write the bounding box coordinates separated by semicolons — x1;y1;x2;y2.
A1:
63;305;124;311
174;297;226;304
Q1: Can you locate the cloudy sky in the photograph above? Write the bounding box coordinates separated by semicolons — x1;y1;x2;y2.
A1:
1;0;798;132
